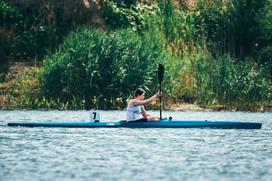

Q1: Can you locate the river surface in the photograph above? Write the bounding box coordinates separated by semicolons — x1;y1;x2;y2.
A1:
0;111;271;181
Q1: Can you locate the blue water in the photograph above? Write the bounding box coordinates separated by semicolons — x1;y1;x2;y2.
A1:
0;111;271;181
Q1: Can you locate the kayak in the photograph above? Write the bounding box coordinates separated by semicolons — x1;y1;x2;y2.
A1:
7;119;262;129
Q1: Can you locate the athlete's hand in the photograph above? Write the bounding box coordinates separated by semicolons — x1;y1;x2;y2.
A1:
156;91;162;97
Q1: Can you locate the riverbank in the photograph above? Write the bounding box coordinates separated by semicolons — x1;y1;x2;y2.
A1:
1;0;272;112
164;103;272;112
0;62;271;112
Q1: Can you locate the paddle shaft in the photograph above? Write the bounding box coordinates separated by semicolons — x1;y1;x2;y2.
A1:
159;83;162;119
158;64;164;120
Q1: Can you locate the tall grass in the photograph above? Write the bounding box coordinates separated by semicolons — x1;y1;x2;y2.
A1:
43;27;169;109
189;53;271;109
142;0;271;109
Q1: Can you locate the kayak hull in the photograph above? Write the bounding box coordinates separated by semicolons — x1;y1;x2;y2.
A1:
7;119;262;129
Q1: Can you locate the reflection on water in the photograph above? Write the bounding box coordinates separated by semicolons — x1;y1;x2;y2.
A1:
0;111;271;181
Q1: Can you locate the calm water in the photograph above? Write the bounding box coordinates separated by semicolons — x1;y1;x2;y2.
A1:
0;111;271;181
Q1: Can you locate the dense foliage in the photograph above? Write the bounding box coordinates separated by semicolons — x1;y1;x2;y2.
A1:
43;28;168;109
0;0;96;61
1;0;271;110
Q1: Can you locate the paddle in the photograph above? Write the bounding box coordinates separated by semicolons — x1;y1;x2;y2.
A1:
158;64;164;120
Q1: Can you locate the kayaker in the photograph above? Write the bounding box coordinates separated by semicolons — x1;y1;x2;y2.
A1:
126;88;161;122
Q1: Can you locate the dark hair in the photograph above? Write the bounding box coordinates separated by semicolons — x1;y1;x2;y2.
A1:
134;88;145;97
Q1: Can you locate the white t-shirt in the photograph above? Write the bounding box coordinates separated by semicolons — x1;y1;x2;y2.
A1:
126;105;143;121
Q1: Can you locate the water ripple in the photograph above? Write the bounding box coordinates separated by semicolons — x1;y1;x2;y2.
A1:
0;111;271;181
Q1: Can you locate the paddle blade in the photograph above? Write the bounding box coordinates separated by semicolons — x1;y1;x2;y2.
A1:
158;64;164;84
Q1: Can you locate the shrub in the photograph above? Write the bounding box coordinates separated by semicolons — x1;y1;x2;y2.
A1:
3;67;43;109
43;27;168;109
101;0;158;31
